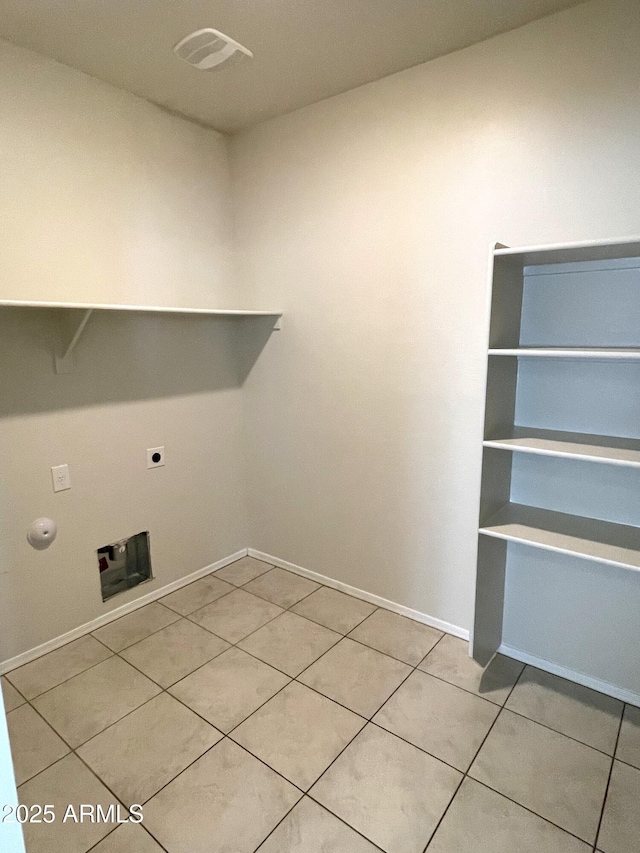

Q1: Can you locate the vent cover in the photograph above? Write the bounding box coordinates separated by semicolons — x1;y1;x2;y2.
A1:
173;28;253;71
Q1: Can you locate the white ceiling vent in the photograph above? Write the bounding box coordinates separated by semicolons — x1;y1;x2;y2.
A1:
173;28;253;71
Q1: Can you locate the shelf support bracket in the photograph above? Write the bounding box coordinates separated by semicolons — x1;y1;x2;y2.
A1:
55;309;94;374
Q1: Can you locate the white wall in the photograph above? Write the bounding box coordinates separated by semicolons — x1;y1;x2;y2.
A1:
0;42;250;662
0;39;238;309
230;0;640;689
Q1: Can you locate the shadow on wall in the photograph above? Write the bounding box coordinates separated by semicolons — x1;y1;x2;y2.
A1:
0;308;277;416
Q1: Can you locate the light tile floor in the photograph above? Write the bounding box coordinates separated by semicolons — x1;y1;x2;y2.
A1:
2;556;637;853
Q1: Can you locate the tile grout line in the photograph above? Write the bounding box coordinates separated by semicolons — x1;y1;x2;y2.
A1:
461;775;602;848
4;565;253;690
185;592;288;646
225;578;447;849
76;587;375;823
611;753;640;772
11;571;475;822
4;565;491;706
280;639;455;828
17;576;373;793
10;564;377;846
5;649;117;704
300;634;426;811
6;563;284;711
251;793;387;853
84;821;171;853
420;664;611;851
71;748;169;853
17;702;162;853
89;601;183;652
249;798;303;853
291;598;379;636
13;612;620;761
1;676;27;707
107;566;388;848
590;702;625;852
16;700;620;849
133;738;233;805
421;653;526;852
9;561;630;852
5;611;184;704
339;635;624;760
495;704;622;760
10;707;74;788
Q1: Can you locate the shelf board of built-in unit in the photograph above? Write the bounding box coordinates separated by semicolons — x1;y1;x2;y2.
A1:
484;427;640;468
488;347;640;359
479;503;640;572
0;299;281;317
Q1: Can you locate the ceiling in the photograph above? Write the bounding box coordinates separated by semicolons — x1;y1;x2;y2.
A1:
0;0;586;134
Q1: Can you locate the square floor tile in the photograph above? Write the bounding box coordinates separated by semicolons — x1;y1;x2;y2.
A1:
142;738;301;853
291;587;376;634
215;556;274;586
160;575;234;615
7;704;69;785
310;724;461;853
169;647;290;733
189;588;283;644
78;693;221;805
616;705;640;769
244;568;320;608
90;822;165;853
469;709;611;843
232;681;365;789
93;603;180;652
299;637;411;717
6;635;112;699
120;618;229;687
418;634;523;705
19;754;123;853
33;656;160;747
238;612;340;677
428;777;590;853
348;609;442;665
597;760;640;853
1;676;25;712
257;796;380;853
374;670;499;770
506;666;622;753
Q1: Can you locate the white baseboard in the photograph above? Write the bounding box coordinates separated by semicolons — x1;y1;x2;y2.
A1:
0;548;248;675
247;548;469;641
498;643;640;708
6;543;638;709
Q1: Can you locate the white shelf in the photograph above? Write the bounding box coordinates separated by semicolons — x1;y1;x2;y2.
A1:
0;299;282;372
0;299;281;317
483;427;640;468
488;347;640;359
494;236;640;266
480;503;640;572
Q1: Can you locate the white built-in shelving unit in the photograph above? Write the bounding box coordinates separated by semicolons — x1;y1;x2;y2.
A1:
0;300;282;372
471;237;640;669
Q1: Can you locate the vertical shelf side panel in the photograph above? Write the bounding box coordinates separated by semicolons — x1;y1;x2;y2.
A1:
472;447;513;664
472;248;522;665
488;255;525;348
471;535;508;666
484;356;518;438
479;446;514;523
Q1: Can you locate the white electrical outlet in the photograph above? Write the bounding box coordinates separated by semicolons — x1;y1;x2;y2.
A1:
51;464;71;492
147;447;165;468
